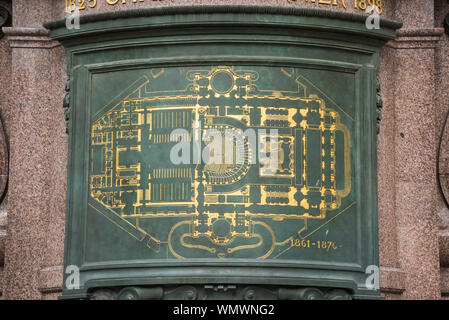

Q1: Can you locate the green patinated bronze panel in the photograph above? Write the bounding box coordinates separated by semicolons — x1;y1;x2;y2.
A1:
45;6;401;299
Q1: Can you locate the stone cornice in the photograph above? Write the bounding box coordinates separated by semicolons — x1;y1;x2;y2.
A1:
386;28;445;49
2;27;60;49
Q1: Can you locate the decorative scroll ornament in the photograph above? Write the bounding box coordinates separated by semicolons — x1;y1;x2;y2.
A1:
376;76;383;134
63;77;72;134
438;109;449;207
89;285;352;300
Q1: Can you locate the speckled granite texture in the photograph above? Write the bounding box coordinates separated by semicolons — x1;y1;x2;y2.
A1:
1;0;449;300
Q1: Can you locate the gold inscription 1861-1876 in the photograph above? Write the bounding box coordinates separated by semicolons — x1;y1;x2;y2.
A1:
65;0;382;15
